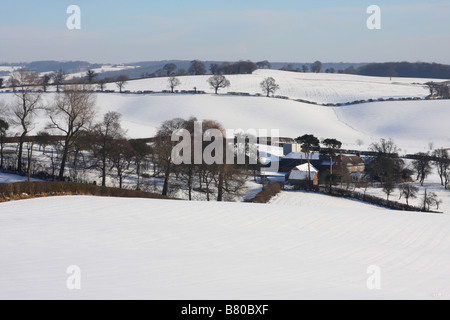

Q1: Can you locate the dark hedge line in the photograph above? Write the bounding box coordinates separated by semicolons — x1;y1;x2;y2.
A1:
246;181;283;204
317;186;442;213
0;181;177;202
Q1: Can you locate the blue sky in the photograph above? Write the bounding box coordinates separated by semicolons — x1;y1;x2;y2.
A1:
0;0;449;63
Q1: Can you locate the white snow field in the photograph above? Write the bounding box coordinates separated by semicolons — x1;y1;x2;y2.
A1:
1;70;448;151
0;172;38;183
0;195;449;300
99;69;433;104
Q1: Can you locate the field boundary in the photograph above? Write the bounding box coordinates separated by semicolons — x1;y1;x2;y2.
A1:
0;181;177;203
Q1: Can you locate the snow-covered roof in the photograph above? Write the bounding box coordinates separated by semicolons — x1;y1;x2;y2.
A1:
288;164;318;181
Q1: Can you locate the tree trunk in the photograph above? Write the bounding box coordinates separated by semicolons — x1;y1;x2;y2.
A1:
0;143;4;169
162;162;171;196
17;133;26;174
217;170;224;202
59;138;71;180
136;161;141;191
28;142;34;182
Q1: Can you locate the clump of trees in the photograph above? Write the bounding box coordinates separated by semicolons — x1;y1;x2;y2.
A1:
188;60;207;75
256;61;271;69
426;82;450;98
210;61;257;75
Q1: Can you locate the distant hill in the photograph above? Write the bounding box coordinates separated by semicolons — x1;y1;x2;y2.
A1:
3;60;449;81
358;62;450;79
23;61;102;74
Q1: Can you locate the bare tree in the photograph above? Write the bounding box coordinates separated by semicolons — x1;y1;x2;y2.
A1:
0;117;9;170
115;75;129;93
46;84;96;180
422;189;442;211
52;69;67;92
412;152;432;186
208;75;230;94
383;178;395;201
432;149;449;186
168;76;181;93
40;74;51;92
90;112;126;187
398;183;419;206
260;77;280;97
155;118;187;196
108;139;134;189
8;75;20;92
9;70;43;173
130;139;152;191
97;79;106;92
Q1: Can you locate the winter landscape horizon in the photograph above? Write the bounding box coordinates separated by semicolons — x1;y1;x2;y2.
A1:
1;0;450;304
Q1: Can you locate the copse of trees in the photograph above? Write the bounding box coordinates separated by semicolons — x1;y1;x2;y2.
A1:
188;60;207;75
358;62;450;79
163;63;177;77
210;61;257;75
256;60;271;69
426;82;450;98
367;138;406;191
311;61;323;73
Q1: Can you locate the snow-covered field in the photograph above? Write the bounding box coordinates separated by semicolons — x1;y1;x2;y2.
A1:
0;195;449;300
0;172;37;183
1;70;448;151
98;69;433;104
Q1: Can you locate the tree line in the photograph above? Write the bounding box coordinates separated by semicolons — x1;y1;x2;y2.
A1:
0;71;259;201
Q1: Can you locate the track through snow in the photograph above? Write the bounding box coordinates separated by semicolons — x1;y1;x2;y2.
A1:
1;196;449;300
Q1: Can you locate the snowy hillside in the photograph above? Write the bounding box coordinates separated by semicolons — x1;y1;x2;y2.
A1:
98;69;433;104
1;196;449;300
2;92;449;152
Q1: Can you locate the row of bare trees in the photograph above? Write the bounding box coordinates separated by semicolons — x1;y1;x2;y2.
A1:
1;71;251;201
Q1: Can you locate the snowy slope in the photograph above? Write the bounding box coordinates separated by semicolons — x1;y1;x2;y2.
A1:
1;92;449;151
1;69;435;104
1;69;449;151
271;191;382;209
99;69;433;104
0;196;449;300
0;172;38;183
